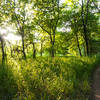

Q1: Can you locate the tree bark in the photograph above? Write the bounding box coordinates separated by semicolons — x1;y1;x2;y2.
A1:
33;42;36;58
22;35;26;59
81;0;90;56
51;41;55;57
41;43;43;56
1;39;5;64
75;32;82;56
11;48;13;57
73;18;82;56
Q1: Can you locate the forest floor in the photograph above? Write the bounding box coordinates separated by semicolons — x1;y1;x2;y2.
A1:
93;67;100;100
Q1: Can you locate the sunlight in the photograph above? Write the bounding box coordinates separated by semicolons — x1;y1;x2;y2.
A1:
0;27;21;44
60;0;66;3
0;27;7;36
4;33;21;44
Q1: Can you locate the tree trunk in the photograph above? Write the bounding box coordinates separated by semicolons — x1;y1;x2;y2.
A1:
11;48;13;57
51;41;55;57
41;43;43;56
1;40;5;64
10;45;13;57
22;35;26;59
75;32;82;56
82;20;89;56
81;0;89;56
33;42;36;58
85;35;89;56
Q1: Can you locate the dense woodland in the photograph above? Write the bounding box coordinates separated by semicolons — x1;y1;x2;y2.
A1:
0;0;100;100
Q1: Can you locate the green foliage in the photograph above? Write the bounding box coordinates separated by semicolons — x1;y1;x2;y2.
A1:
0;64;18;100
0;55;99;100
0;0;100;99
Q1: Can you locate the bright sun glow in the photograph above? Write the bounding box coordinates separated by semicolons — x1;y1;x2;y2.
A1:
60;0;65;3
4;33;21;44
0;27;21;45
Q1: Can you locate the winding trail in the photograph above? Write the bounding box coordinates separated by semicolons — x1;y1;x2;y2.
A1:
93;67;100;100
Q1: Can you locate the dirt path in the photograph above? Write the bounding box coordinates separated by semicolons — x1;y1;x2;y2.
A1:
93;67;100;100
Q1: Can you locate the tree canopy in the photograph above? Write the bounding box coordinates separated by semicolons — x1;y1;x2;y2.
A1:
0;0;99;60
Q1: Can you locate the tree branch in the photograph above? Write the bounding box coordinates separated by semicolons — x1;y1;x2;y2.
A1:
92;0;100;13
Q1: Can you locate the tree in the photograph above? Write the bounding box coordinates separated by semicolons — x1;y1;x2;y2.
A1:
10;0;31;59
62;0;99;56
27;33;37;58
33;0;60;57
0;0;9;64
80;0;99;56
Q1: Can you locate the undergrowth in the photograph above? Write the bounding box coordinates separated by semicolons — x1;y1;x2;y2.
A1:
0;55;100;100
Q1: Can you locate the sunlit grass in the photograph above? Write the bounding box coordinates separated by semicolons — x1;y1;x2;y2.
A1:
0;55;100;100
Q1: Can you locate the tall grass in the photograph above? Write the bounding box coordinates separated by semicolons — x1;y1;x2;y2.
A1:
0;65;18;100
0;55;100;100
